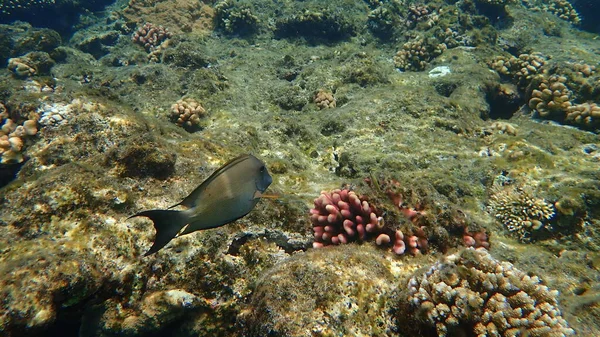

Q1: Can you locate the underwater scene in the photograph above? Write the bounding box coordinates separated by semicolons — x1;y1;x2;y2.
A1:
1;0;599;336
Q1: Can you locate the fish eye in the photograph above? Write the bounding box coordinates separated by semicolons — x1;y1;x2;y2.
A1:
260;166;265;172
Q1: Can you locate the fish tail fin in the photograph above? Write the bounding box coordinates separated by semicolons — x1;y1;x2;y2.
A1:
130;210;189;256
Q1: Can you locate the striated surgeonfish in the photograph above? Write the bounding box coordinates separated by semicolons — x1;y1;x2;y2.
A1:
129;154;273;256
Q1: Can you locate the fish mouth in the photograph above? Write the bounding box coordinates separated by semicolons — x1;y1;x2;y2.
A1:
257;173;273;192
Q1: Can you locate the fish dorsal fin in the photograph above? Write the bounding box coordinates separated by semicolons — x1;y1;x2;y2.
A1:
169;154;251;209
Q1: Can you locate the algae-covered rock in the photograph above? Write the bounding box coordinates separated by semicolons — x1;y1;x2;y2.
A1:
105;137;176;180
241;245;417;337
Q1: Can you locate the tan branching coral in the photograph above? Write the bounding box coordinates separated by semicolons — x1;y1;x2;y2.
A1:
524;0;581;25
406;4;439;29
565;102;600;127
487;184;555;241
528;74;572;119
568;62;595;77
489;121;517;136
7;57;37;77
489;53;546;87
394;38;447;71
132;22;172;52
0;102;39;164
313;89;336;109
170;98;207;131
404;248;575;337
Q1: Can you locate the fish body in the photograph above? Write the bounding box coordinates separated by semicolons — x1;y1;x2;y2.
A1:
130;154;272;256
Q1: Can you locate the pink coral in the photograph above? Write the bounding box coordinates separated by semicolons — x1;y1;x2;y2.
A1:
310;188;424;255
310;189;381;247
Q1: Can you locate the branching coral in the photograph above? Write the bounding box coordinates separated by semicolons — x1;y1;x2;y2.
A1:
523;0;581;25
310;188;382;246
403;248;575;337
394;37;447;71
0;102;39;164
311;176;491;256
487;183;555;241
528;74;600;129
132;22;172;52
214;0;260;36
7;52;55;77
313;89;336;110
170;98;208;132
489;53;547;88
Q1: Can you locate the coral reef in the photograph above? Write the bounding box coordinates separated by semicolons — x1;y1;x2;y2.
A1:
0;0;599;336
311;175;492;257
488;121;518;136
528;74;600;130
310;188;382;246
489;53;600;131
402;248;575;337
170;98;208;132
0;0;55;16
406;3;439;29
528;74;573;119
366;5;398;39
122;0;213;35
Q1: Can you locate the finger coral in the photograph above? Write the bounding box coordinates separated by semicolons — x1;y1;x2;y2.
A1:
310;178;490;256
313;89;336;110
489;53;547;88
310;188;382;247
170;98;208;132
394;37;447;71
0;102;39;164
132;22;172;52
402;248;575;337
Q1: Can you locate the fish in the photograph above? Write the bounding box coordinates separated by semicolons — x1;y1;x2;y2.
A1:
129;154;273;256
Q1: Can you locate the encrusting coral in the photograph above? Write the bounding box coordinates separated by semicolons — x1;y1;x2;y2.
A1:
401;248;575;337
